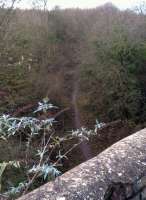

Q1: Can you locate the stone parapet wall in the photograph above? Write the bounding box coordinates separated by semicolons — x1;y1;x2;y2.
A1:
18;128;146;200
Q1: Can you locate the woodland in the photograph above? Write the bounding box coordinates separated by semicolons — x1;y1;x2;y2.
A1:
0;0;146;199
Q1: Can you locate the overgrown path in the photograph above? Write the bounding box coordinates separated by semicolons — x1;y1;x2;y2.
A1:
71;72;92;160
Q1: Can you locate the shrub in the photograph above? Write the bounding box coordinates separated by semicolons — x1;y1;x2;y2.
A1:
0;98;103;199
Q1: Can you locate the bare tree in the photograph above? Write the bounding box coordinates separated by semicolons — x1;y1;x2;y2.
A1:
0;0;20;41
134;1;146;14
32;0;48;11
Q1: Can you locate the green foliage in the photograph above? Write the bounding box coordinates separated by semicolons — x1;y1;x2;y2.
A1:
0;161;20;191
34;98;58;113
79;28;146;122
0;99;100;199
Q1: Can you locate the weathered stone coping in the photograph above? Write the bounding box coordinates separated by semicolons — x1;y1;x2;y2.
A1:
18;128;146;200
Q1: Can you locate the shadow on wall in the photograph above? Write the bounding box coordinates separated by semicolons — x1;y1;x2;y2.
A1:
104;174;146;199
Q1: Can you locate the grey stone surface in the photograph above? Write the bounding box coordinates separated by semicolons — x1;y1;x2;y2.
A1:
104;174;146;199
18;128;146;200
